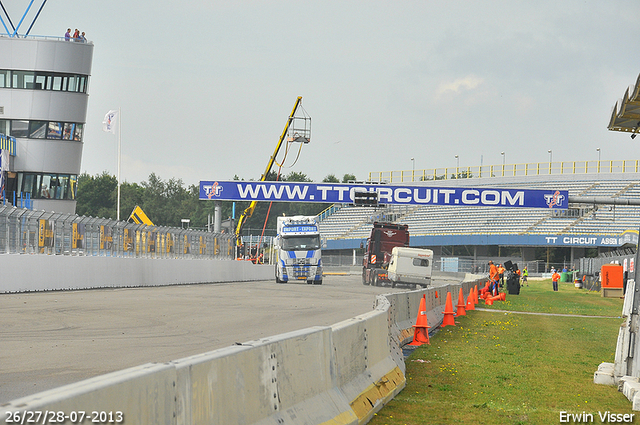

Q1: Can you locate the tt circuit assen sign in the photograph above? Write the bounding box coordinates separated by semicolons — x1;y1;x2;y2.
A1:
199;181;568;209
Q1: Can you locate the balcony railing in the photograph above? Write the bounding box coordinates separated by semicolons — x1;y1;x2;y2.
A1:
368;160;640;183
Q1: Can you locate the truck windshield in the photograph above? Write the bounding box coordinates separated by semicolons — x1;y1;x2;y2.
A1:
281;235;321;251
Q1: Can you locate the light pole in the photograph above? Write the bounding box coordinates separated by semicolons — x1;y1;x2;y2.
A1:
596;148;601;173
411;157;415;181
548;149;552;174
455;154;459;177
500;152;505;177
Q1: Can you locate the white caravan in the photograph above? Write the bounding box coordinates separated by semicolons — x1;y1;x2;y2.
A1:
387;247;433;288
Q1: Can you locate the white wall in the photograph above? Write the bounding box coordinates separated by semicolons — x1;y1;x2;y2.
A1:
0;255;272;293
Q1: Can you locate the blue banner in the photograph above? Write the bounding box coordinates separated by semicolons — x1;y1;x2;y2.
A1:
199;181;568;209
282;225;318;233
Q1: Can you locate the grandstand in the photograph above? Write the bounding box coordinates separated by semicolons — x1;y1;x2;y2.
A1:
318;164;640;268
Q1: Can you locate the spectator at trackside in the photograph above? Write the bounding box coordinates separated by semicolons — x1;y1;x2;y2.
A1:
489;261;499;295
64;28;71;41
498;263;505;287
552;270;561;292
521;266;529;286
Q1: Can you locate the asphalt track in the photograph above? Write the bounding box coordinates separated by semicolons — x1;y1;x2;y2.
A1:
0;274;418;404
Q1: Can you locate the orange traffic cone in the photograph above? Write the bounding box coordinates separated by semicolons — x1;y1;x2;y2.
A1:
486;292;506;305
408;294;430;346
466;287;475;311
479;281;491;297
435;290;438;299
474;285;479;304
442;292;456;327
456;287;466;317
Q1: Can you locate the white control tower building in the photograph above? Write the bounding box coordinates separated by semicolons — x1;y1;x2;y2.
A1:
0;20;93;214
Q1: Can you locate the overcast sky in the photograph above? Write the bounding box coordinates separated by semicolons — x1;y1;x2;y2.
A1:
7;1;640;186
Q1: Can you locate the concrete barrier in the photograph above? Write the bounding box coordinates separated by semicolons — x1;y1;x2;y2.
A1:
594;278;640;409
1;363;178;424
0;255;272;293
331;307;404;424
172;328;356;425
2;278;486;424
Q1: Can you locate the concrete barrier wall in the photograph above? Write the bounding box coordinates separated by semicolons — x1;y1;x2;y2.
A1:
0;255;272;293
594;278;640;409
331;308;404;424
2;277;486;425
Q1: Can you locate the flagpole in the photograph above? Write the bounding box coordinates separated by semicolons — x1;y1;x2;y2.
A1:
117;107;121;221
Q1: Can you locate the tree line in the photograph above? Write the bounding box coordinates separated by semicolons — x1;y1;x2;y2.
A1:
75;171;356;235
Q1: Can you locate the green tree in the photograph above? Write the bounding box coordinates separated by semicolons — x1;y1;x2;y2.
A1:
284;171;311;182
323;174;340;183
140;173;192;227
76;171;117;219
118;181;145;221
342;173;357;183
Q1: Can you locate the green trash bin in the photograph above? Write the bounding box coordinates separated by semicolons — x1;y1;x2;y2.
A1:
560;272;569;282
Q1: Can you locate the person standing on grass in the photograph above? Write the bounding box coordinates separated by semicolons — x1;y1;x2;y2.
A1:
489;261;499;295
522;266;528;286
552;270;561;292
498;263;505;287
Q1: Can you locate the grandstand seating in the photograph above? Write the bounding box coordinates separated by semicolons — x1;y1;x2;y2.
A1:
317;175;640;242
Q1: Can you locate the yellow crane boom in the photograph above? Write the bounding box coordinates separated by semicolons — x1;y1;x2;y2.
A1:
234;96;305;246
129;205;154;226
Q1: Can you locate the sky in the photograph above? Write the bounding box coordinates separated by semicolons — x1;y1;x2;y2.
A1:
5;1;640;187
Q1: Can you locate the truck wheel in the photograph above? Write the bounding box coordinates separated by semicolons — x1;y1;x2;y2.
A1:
362;274;369;285
373;275;379;287
314;279;323;285
391;281;396;288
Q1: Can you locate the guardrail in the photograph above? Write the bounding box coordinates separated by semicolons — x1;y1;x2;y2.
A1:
369;160;640;183
0;34;93;44
0;206;235;259
1;278;483;424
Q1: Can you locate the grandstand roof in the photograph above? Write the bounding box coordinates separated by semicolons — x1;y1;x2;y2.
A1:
609;73;640;135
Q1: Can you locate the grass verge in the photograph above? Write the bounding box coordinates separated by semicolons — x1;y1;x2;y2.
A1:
368;280;631;425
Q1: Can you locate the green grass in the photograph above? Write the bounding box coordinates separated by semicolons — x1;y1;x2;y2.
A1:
369;280;631;425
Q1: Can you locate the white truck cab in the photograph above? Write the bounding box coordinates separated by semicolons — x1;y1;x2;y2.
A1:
387;247;433;288
275;216;323;284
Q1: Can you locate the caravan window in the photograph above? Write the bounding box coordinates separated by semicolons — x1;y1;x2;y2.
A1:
413;258;429;267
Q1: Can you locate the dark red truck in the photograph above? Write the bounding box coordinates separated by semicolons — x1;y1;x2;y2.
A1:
362;222;410;286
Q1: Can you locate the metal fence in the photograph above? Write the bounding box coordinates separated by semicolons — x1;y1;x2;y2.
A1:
0;206;235;259
323;252;554;275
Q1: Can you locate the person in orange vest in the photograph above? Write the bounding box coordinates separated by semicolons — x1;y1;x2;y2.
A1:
489;261;499;295
498;264;506;287
552;270;561;292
